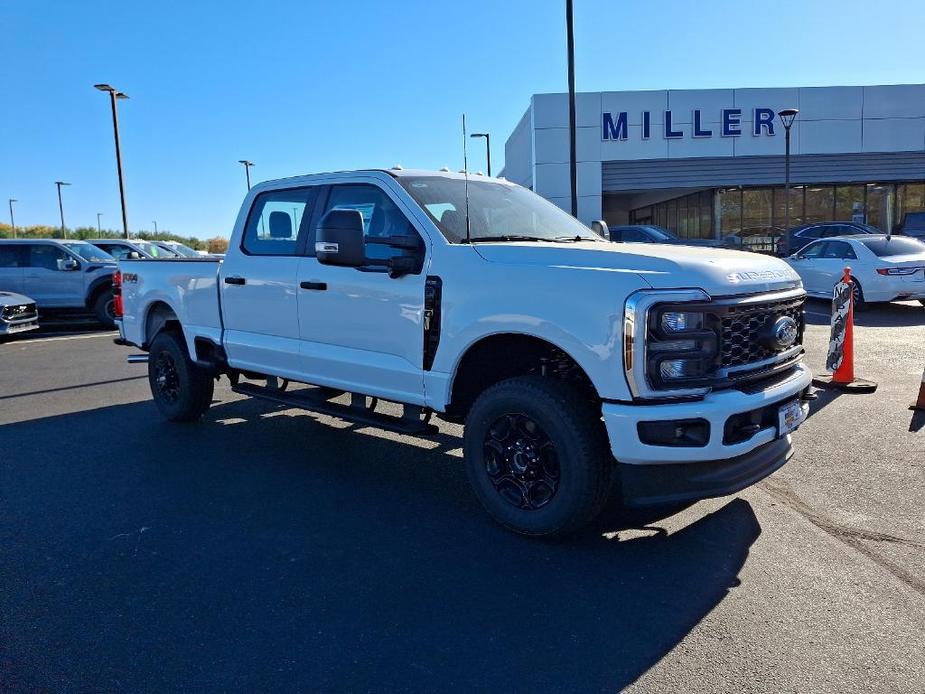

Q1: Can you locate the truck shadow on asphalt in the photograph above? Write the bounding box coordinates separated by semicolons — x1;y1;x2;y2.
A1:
3;396;761;692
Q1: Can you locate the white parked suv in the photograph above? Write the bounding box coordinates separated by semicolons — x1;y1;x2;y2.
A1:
0;239;118;326
115;169;813;536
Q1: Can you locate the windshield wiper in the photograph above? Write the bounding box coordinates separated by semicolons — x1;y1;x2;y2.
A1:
554;235;602;243
469;235;551;243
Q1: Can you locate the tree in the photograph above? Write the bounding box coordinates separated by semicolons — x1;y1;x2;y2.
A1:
206;236;229;254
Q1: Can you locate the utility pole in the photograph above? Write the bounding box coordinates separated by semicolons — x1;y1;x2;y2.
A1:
55;181;71;238
8;199;16;238
566;0;578;217
94;84;130;238
152;220;158;238
97;212;103;234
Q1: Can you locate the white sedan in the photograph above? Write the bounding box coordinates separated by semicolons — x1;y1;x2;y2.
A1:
784;234;925;307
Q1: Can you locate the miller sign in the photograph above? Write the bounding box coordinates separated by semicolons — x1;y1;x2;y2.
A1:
602;108;781;141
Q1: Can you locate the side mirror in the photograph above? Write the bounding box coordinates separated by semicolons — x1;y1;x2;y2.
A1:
591;219;609;238
57;258;79;271
316;209;366;267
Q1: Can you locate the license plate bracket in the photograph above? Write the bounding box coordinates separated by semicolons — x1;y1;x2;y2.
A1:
777;399;805;438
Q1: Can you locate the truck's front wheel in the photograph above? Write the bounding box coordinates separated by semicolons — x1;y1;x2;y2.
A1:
148;331;214;422
463;376;612;537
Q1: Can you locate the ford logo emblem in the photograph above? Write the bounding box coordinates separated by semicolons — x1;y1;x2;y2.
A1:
770;316;798;350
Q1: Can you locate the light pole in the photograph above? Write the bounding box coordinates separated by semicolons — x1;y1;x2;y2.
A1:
238;160;254;190
94;84;130;239
55;181;71;238
8;198;15;238
152;220;158;238
566;0;577;217
778;108;799;255
469;133;491;176
97;212;103;234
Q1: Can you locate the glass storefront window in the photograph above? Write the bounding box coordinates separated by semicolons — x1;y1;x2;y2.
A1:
666;199;678;232
866;184;892;232
898;183;925;224
678;196;688;237
804;186;834;224
719;188;742;235
835;185;865;223
700;191;713;238
742;188;773;232
773;186;803;230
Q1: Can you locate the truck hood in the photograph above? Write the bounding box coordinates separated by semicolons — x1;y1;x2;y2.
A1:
473;241;802;297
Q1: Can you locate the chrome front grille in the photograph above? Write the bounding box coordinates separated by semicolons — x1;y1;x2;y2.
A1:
2;302;38;322
719;296;805;369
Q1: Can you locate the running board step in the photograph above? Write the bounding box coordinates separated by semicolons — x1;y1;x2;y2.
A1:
231;382;438;436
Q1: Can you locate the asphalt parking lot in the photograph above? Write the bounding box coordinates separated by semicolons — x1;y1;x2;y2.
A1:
1;304;924;692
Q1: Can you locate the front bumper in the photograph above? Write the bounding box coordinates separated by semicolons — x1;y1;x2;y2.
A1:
0;319;39;336
619;437;793;507
602;362;812;465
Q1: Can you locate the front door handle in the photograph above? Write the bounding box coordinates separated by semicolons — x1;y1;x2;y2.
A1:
300;281;327;291
224;276;246;285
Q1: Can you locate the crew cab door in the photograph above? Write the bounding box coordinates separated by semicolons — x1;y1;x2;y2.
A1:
0;245;25;294
296;182;428;405
220;186;319;379
22;243;84;307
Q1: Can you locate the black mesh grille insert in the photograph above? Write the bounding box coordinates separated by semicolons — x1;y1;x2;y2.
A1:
719;297;805;369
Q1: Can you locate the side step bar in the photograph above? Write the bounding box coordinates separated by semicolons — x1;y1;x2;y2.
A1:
231;382;438;436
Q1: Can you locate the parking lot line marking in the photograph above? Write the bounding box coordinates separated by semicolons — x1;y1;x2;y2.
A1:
4;331;118;345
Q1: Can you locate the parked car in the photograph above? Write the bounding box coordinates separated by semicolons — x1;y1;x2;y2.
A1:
115;168;812;537
88;238;179;260
777;221;880;256
608;224;736;249
784;235;925;307
897;211;925;240
0;239;118;326
0;291;39;338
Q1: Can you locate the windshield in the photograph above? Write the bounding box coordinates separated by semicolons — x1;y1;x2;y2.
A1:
163;242;200;257
137;241;176;258
859;237;925;257
62;242;115;262
398;176;603;243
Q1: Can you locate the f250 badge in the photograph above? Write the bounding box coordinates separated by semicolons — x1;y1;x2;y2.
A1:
726;269;794;283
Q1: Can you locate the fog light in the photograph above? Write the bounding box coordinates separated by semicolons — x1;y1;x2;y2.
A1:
658;358;704;380
660;311;703;333
638;419;709;447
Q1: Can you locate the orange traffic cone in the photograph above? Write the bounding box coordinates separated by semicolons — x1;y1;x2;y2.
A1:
910;368;925;412
813;267;877;393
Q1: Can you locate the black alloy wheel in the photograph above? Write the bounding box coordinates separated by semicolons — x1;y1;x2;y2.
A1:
483;413;560;510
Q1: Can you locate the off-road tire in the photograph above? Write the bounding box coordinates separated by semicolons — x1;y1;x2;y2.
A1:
93;290;116;328
148;330;214;422
463;375;613;537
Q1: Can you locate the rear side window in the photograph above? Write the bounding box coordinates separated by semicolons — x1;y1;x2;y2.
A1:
242;187;318;255
800;226;824;239
0;245;24;267
821;241;857;259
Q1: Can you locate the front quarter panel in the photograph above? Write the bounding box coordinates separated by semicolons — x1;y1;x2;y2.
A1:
426;248;652;408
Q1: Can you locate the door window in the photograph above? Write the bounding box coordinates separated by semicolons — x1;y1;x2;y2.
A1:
800;242;826;258
321;184;418;262
26;244;71;270
822;241;857;260
0;246;24;267
242;187;318;256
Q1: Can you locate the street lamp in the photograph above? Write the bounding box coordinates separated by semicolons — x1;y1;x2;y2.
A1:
469;133;491;177
55;181;71;238
8;198;15;238
152;220;158;237
778;107;799;254
94;83;130;239
97;212;103;234
566;0;577;217
238;160;254;190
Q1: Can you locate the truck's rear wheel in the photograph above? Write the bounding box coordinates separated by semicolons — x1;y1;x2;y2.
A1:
148;330;214;422
93;290;116;328
463;376;612;537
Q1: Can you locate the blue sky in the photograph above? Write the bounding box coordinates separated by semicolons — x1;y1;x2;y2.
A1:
2;0;924;239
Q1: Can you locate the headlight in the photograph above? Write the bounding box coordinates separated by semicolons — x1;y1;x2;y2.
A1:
659;311;703;333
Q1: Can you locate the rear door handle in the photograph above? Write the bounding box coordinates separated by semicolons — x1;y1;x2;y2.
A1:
224;276;246;285
300;281;327;291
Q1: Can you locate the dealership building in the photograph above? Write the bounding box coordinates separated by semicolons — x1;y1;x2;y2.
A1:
500;83;925;245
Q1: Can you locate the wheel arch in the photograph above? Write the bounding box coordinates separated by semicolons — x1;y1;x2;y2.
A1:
143;300;181;347
444;332;600;423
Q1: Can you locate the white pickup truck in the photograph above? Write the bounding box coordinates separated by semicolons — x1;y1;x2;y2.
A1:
115;168;812;536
